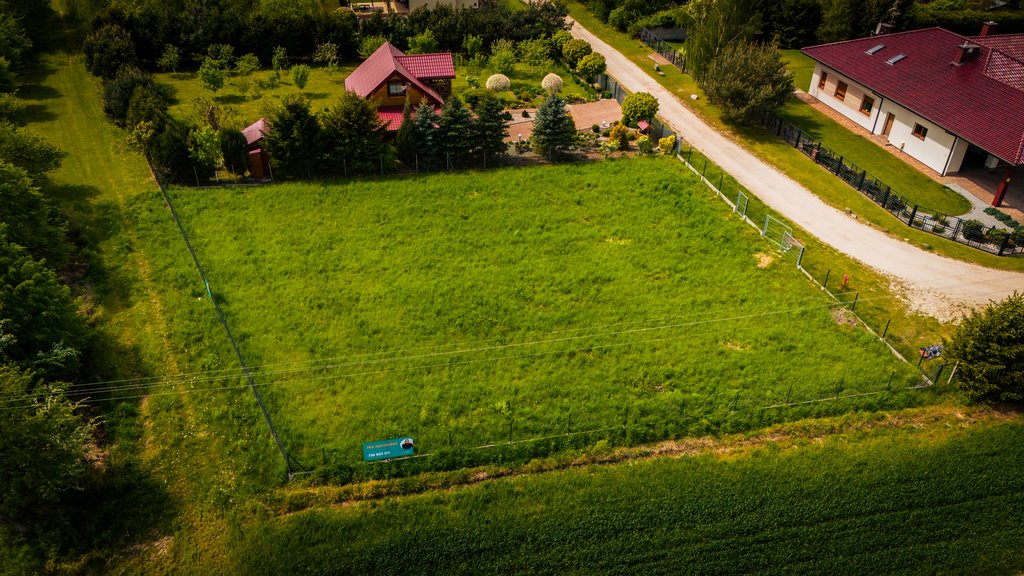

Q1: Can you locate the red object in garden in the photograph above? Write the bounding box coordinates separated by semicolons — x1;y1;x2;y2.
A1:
842;274;849;287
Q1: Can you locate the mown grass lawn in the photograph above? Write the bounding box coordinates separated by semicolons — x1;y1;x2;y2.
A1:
129;157;923;471
233;417;1024;575
156;63;360;122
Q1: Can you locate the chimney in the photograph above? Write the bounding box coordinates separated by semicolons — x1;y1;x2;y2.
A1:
980;21;998;37
955;42;981;65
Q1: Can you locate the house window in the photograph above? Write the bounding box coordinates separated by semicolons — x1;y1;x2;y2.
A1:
818;71;827;90
834;81;848;101
859;95;875;115
912;123;928;140
388;81;405;96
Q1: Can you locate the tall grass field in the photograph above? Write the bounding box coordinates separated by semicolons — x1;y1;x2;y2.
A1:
129;157;923;474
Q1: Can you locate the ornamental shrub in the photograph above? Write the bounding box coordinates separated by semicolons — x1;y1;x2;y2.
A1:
541;73;563;95
658;134;676;154
486;73;510;91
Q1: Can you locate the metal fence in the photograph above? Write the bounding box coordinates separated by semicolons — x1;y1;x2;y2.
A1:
760;113;1024;257
638;28;687;73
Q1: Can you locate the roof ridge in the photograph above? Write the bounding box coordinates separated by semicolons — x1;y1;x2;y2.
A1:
802;27;964;51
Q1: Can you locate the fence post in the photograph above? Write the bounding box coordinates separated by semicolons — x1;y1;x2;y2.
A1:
851;292;859;310
907;205;918;227
776;118;784;136
857;170;867;190
998;234;1010;256
834;156;844;175
952;218;962;240
823;268;831;288
763;214;770;237
797;245;804;269
880;187;891;210
882;318;890;338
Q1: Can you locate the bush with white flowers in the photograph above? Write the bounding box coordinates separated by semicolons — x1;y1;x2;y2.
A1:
485;73;510;91
541;73;562;95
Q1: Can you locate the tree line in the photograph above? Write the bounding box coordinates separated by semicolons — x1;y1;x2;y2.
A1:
0;2;106;569
587;0;1023;49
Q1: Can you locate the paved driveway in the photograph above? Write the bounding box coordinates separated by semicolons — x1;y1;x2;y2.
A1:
570;21;1024;320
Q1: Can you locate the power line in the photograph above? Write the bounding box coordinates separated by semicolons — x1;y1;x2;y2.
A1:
0;296;932;412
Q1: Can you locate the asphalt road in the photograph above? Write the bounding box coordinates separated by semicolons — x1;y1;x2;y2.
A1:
570;21;1024;320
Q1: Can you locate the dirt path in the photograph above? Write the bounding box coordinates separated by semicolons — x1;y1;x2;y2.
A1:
570;22;1024;320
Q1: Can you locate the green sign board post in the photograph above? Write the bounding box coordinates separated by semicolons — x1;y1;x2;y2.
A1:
362;437;415;461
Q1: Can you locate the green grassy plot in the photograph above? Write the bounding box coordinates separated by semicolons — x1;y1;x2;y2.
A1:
235;419;1024;576
130;158;922;471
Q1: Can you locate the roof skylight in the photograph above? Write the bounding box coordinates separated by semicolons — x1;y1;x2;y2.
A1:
886;54;906;65
865;44;885;55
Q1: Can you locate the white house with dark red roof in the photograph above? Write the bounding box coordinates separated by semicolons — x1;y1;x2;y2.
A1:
344;41;455;131
802;24;1024;206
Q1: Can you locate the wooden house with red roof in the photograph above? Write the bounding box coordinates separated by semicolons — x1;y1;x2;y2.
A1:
802;24;1024;206
344;41;455;131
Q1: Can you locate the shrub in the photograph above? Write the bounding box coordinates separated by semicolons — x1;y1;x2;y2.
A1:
219;126;248;175
157;44;180;73
541;73;563;95
461;87;490;109
551;30;573;52
987;228;1011;246
932;225;946;234
945;293;1024;403
291;64;310;90
576;52;607;80
358;35;387;59
561;38;592;67
103;69;169;125
235;53;260;77
608;122;629;150
489;43;518;76
701;42;793;124
621;92;659;125
522;110;530;118
591;123;600;133
961;219;986;242
658;134;676;155
485;73;510;91
83;24;136;79
637;135;653;154
466;76;480;88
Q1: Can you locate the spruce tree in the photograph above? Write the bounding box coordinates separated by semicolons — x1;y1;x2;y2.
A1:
411;102;441;171
437;96;473;169
318;92;394;175
471;96;508;166
531;94;576;160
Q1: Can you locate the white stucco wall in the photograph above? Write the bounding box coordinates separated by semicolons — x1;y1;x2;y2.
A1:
876;100;959;175
808;65;880;133
944;138;969;175
808;63;960;176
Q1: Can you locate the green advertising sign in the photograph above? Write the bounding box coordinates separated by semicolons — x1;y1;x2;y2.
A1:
362;437;415;461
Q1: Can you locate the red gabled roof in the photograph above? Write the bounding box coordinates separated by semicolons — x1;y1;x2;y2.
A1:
376;105;441;131
803;28;1024;165
344;42;451;106
242;118;269;146
972;33;1024;92
396;53;455;80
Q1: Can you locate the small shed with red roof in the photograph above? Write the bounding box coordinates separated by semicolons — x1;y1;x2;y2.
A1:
344;42;454;131
242;118;271;179
802;25;1024;206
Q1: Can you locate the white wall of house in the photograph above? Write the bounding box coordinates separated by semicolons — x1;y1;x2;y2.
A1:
876;99;959;175
808;65;881;133
808;63;966;176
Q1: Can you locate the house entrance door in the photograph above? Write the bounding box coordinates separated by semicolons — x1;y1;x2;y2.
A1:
881;112;895;137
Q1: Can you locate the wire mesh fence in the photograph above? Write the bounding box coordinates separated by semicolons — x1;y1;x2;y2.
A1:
760;113;1024;256
638;28;687;73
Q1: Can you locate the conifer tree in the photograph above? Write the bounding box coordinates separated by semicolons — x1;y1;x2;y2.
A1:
411;102;441;171
471;96;508;166
531;94;576;160
437;96;473;169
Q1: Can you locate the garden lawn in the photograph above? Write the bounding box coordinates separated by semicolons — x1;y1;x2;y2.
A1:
781;49;816;96
233;417;1024;575
452;60;593;107
130;157;922;471
156;62;360;122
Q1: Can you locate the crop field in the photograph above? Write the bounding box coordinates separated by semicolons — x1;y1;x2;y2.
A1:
232;419;1024;575
129;157;924;472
